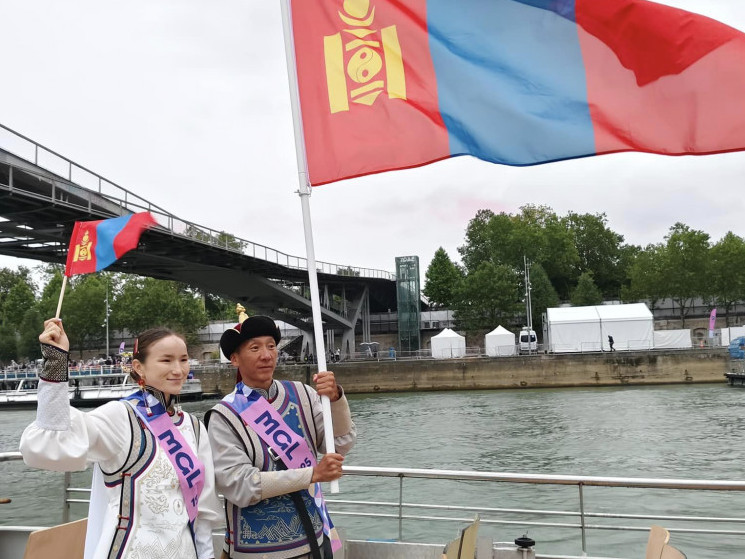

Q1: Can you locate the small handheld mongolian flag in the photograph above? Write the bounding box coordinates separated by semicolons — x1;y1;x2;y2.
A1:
64;212;157;277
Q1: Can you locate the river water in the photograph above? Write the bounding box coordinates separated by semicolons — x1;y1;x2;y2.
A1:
1;383;743;558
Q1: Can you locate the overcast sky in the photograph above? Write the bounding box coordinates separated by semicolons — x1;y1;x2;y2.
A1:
2;0;745;282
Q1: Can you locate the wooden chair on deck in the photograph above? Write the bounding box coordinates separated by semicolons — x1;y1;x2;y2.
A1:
23;518;87;559
645;525;686;559
442;516;479;559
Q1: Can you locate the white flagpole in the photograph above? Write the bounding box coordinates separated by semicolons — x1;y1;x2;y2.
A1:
280;0;339;493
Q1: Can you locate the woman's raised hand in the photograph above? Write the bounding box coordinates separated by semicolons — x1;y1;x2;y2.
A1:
39;318;70;352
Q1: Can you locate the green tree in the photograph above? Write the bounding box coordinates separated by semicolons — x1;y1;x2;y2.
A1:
622;244;667;311
62;275;107;357
37;270;66;321
472;210;535;269
0;267;36;326
185;226;246;251
571;271;603;306
458;209;497;273
111;276;208;345
454;262;520;330
520;207;578;300
204;293;234;321
0;266;32;310
0;323;17;363
17;308;43;361
617;243;642;297
336;266;361;277
457;205;579;299
2;280;36;326
566;212;625;298
709;232;745;325
528;263;559;329
423;248;463;307
0;324;18;365
662;223;710;326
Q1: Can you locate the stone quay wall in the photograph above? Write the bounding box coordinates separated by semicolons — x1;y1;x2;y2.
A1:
196;349;729;397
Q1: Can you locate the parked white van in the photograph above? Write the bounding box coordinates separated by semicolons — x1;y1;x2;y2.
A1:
519;328;537;353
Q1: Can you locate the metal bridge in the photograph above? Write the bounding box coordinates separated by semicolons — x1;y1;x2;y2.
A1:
0;124;397;356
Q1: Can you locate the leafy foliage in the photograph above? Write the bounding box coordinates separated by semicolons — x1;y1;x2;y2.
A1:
0;266;214;363
423;248;462;307
622;244;666;310
17;308;43;361
566;212;625;298
662;223;710;326
0;323;17;363
453;262;520;330
528;263;559;328
0;267;36;326
571;272;603;307
60;274;108;357
184;226;246;251
110;276;208;346
709;232;745;325
204;293;235;321
337;266;361;277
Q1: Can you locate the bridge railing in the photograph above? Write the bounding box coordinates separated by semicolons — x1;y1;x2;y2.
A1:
0;123;395;281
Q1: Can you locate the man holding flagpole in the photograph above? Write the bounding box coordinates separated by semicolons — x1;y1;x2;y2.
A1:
206;315;355;559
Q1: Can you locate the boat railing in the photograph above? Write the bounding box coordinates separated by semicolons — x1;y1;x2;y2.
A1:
331;466;745;557
0;367;130;382
2;454;745;558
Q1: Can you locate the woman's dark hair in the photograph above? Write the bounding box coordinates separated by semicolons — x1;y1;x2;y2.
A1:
133;328;185;362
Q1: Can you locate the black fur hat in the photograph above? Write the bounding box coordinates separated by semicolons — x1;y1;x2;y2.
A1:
220;315;281;359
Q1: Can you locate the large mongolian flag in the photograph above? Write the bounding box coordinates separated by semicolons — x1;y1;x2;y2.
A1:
290;0;745;186
64;212;157;276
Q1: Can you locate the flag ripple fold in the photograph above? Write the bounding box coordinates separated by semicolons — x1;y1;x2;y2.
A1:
64;212;158;276
290;0;745;185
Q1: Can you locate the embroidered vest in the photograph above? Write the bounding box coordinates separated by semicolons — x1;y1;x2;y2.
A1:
208;381;324;559
101;402;202;559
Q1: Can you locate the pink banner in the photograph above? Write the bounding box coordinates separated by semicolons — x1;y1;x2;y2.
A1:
709;308;717;334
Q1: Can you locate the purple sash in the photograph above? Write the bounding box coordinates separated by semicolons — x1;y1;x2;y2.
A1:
228;384;341;552
131;397;205;524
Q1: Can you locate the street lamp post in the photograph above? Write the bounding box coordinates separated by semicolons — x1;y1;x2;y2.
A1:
524;256;533;354
105;279;110;359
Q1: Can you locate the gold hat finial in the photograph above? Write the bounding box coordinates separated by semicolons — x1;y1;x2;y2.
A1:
235;303;248;323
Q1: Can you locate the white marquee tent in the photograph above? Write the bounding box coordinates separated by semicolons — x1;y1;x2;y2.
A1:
485;325;516;356
653;329;692;349
546;303;653;353
720;326;745;346
430;328;466;358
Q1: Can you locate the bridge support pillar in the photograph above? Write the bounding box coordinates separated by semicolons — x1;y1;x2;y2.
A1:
300;330;314;361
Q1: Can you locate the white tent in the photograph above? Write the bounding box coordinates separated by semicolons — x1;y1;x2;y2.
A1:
546;303;653;353
485;325;516;356
546;306;603;353
653;329;692;349
596;304;654;351
431;328;466;358
720;326;745;346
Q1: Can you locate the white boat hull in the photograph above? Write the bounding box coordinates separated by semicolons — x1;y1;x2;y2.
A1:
0;374;202;409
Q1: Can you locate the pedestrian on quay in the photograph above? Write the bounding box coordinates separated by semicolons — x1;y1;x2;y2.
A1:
20;318;221;559
608;335;615;351
206;315;356;559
